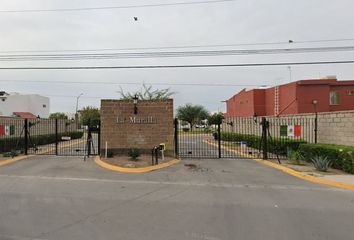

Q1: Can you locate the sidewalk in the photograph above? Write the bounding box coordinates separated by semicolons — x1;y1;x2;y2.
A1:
265;159;354;190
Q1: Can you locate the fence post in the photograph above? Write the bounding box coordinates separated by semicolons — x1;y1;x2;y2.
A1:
55;118;58;155
24;119;28;155
87;119;91;156
98;120;101;155
261;117;268;160
174;118;179;158
218;123;221;158
314;112;318;144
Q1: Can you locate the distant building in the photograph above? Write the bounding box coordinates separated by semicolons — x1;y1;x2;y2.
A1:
225;77;354;117
0;92;50;118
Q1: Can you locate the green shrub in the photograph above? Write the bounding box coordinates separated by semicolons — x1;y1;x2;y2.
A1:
220;132;306;156
298;143;354;174
182;128;190;132
128;148;140;160
311;155;332;172
288;149;304;165
340;151;354;174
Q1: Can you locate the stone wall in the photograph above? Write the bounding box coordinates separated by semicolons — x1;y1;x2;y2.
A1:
223;110;354;146
316;110;354;146
100;99;174;156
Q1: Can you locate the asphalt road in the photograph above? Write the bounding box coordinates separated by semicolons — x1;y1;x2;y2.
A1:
179;133;240;158
0;156;353;240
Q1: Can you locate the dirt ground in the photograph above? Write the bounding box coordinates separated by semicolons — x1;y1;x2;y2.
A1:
269;158;350;177
102;154;174;168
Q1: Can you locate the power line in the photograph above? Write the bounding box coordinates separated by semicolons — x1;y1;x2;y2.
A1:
0;60;354;70
2;38;354;54
0;79;266;87
0;0;237;13
1;46;354;61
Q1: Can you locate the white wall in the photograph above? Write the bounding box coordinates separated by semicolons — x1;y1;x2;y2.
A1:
0;93;50;118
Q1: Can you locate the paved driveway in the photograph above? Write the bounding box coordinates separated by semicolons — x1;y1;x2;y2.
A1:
0;156;353;240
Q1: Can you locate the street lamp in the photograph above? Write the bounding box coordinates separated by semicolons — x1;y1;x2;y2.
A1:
75;93;83;127
312;99;318;144
133;94;138;115
75;93;84;114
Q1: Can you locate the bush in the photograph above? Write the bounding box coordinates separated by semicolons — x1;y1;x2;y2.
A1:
220;132;306;155
288;149;304;165
341;151;354;174
0;131;84;153
311;155;332;172
298;143;354;174
182;128;190;132
128;148;140;160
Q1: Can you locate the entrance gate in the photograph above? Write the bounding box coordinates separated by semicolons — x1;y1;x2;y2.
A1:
175;116;316;160
0;117;100;157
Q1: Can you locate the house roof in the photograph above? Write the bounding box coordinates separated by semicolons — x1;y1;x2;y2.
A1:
13;112;38;119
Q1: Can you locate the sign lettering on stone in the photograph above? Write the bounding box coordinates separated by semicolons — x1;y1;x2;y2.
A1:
117;116;157;124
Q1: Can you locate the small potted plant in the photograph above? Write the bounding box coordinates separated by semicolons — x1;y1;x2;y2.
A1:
128;148;140;161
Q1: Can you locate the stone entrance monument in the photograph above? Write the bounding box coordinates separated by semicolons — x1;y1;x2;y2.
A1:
100;99;174;156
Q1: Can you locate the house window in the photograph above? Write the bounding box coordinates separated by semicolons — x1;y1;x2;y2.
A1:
329;91;339;105
347;90;354;96
43;104;47;108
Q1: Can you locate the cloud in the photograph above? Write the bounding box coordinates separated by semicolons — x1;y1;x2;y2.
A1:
1;0;354;113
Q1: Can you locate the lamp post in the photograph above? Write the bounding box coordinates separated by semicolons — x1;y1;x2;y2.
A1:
75;93;83;114
75;93;83;128
312;99;318;144
133;94;138;115
287;66;292;82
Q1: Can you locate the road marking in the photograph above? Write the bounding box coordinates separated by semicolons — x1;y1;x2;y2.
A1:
0;174;347;192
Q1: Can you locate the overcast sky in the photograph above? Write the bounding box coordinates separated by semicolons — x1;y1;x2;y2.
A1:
1;0;354;114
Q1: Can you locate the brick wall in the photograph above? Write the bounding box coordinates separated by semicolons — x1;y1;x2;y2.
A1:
100;99;174;156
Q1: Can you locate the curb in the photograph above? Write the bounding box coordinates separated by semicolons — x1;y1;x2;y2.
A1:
0;155;32;167
95;156;180;173
203;140;354;190
255;159;354;190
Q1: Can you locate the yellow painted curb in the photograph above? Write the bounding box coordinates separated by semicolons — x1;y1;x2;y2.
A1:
203;140;354;190
0;155;33;167
95;156;180;173
257;159;354;190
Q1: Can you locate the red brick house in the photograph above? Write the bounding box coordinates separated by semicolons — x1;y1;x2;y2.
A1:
225;78;354;117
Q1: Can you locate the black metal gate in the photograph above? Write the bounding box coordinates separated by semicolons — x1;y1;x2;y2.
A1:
0;117;100;157
175;116;316;159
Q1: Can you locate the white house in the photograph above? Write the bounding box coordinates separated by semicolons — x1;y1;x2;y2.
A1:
0;91;50;118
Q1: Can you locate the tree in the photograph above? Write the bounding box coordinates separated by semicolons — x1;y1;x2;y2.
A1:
208;112;224;125
118;84;175;100
49;112;68;119
176;104;209;129
79;106;100;127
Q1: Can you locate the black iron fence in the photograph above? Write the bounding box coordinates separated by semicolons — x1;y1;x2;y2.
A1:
0;117;100;157
175;116;316;159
